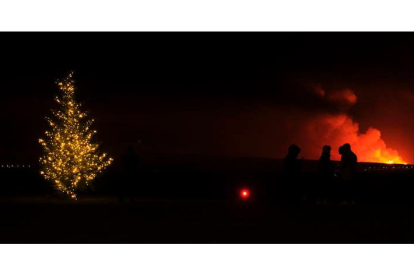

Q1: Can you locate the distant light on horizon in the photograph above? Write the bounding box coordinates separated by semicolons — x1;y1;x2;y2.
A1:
0;163;32;169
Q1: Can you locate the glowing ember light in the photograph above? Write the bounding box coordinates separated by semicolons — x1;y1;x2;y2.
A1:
240;189;250;199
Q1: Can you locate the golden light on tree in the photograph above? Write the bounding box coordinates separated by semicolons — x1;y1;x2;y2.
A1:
39;71;113;199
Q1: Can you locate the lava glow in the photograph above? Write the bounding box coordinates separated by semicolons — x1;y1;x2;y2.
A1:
302;87;408;165
303;112;408;165
384;158;406;165
364;139;407;164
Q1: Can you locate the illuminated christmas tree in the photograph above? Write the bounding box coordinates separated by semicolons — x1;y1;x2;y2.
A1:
39;72;113;199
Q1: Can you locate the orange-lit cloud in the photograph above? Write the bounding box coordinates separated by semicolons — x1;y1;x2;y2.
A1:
327;89;357;105
304;113;406;164
295;86;406;164
312;85;357;106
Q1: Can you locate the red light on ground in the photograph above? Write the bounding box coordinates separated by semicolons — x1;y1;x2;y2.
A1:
240;189;250;199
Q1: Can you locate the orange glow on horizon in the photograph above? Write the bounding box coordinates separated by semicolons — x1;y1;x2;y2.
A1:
372;149;407;165
336;150;407;165
332;149;407;165
303;91;410;165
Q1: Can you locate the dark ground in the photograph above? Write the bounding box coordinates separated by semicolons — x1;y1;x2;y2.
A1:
2;196;414;243
2;160;414;243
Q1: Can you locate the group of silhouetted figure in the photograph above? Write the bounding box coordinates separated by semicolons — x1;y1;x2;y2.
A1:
281;143;358;205
119;142;359;204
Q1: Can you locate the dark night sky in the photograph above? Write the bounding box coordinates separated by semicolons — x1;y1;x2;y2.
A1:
3;33;414;163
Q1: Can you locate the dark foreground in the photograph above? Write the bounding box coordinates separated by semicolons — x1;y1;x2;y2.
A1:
1;196;414;243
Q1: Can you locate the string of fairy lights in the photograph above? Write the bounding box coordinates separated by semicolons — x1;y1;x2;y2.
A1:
0;164;31;168
38;71;113;199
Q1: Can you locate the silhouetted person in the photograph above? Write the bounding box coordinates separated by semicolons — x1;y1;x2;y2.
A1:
281;144;303;203
339;143;358;204
317;145;335;204
338;145;344;160
341;144;357;180
283;144;302;175
119;145;139;202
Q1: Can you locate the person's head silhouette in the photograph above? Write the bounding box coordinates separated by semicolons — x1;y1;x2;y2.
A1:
322;145;331;154
339;145;344;155
127;144;134;153
343;143;351;153
287;144;301;158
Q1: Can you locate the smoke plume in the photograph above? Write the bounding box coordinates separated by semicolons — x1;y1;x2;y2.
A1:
291;86;406;163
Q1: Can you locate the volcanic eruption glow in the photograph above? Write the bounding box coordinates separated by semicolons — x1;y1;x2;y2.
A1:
303;113;407;164
297;86;408;164
376;150;406;165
